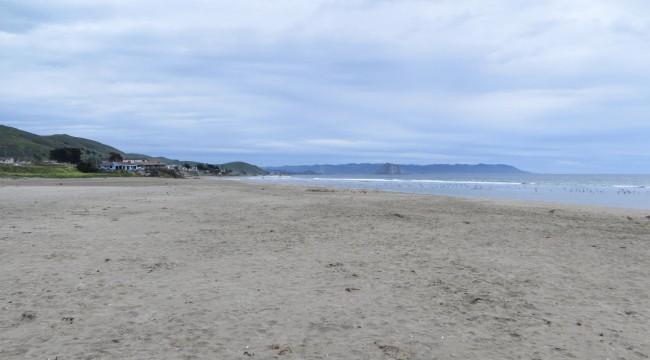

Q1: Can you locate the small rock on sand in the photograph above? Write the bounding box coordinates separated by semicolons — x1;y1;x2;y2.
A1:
21;311;36;321
270;344;292;355
375;342;402;357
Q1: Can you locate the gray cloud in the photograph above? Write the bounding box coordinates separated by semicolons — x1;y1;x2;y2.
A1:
1;0;649;172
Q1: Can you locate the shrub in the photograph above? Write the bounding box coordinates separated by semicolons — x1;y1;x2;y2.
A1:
108;152;123;162
76;160;99;173
147;168;183;178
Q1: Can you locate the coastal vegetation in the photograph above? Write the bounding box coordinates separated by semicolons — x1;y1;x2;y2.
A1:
0;163;131;178
219;162;268;176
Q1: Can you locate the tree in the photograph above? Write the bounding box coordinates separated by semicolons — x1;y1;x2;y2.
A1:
49;148;81;164
77;160;99;173
183;163;191;170
206;164;221;175
108;152;123;162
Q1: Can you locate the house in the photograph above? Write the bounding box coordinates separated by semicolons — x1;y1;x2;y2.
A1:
100;159;165;172
0;157;15;164
100;161;141;172
138;160;165;171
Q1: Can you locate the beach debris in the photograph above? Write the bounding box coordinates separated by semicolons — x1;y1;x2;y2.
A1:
646;215;650;219
464;294;488;305
463;221;471;224
243;351;254;357
626;216;634;221
549;209;557;214
345;287;360;292
104;258;111;262
20;311;36;321
374;342;402;358
469;297;484;304
306;188;335;192
391;213;406;219
62;316;74;324
144;261;176;273
111;339;120;343
327;262;344;268
270;344;292;356
624;310;636;316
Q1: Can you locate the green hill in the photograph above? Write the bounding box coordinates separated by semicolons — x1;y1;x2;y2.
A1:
0;124;122;161
220;161;267;176
0;124;267;175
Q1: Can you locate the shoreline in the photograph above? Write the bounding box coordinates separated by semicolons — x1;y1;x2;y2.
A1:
238;174;650;211
2;176;650;216
231;177;650;217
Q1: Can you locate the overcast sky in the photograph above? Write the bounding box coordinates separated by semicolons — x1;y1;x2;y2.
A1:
1;0;649;173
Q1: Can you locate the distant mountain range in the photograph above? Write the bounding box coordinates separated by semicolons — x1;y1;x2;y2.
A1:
0;124;266;175
266;163;526;175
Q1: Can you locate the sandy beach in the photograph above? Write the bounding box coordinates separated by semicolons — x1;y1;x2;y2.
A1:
1;177;648;359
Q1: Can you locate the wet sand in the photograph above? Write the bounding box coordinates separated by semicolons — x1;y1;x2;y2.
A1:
1;178;649;359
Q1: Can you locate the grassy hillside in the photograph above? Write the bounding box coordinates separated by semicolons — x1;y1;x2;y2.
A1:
0;125;122;161
44;134;122;159
0;125;55;160
220;161;267;175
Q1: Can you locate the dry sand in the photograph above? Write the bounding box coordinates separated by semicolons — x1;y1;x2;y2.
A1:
0;177;649;359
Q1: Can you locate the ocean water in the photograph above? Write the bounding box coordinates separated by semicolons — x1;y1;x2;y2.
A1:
242;174;650;210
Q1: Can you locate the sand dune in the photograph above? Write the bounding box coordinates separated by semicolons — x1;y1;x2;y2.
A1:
1;178;648;359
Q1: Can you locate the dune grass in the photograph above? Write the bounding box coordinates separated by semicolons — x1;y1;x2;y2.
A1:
0;163;132;178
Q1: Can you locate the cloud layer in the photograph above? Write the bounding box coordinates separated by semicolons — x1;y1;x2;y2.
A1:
1;0;649;172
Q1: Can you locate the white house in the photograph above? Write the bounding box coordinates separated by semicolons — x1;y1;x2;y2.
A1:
100;161;142;172
100;159;165;172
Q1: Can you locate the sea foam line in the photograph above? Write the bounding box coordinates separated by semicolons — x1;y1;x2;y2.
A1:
309;177;524;186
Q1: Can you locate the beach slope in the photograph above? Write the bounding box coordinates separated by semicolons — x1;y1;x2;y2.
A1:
1;178;648;359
